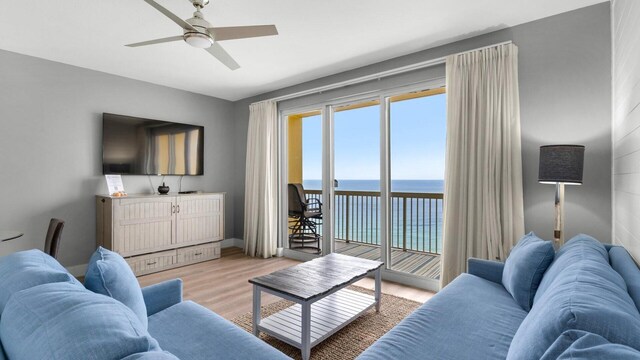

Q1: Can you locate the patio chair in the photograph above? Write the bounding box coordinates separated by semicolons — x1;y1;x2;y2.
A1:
288;184;322;253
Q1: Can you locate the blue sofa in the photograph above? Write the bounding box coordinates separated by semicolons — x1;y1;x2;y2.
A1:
358;234;640;359
0;249;290;360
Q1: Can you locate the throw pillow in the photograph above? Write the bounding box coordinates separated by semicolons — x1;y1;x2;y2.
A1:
0;282;160;360
84;246;148;329
0;249;82;313
502;232;554;311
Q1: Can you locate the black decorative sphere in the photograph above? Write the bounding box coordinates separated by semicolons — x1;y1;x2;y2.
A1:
158;182;170;195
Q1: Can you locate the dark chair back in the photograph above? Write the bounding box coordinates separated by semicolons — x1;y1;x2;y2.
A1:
45;218;65;259
288;184;307;216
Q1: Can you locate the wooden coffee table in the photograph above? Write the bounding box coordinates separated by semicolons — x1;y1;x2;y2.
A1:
249;253;384;360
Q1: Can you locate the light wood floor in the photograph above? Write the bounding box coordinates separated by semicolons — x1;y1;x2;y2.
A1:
137;247;435;320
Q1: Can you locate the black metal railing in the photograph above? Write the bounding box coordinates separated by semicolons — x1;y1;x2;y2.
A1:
305;190;443;254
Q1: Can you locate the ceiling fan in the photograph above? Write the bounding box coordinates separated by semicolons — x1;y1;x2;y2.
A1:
126;0;278;70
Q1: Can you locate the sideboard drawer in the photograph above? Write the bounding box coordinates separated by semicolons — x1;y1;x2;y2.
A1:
177;242;221;265
125;250;176;276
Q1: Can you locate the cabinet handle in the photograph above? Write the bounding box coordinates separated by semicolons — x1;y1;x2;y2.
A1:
172;205;176;214
194;252;203;256
146;261;157;266
177;205;180;213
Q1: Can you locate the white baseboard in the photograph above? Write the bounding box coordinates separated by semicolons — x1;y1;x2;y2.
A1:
67;263;88;278
221;237;244;249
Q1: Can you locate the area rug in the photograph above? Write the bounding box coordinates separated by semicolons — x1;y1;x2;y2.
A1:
232;286;422;360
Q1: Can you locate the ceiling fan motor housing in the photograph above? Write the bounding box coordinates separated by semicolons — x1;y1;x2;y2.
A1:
184;11;214;48
190;0;209;9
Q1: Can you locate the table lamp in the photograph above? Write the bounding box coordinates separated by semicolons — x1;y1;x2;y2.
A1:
538;145;585;248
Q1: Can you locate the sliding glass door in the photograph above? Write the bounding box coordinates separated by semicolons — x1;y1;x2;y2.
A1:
388;89;446;279
332;100;381;263
285;110;323;254
281;81;446;289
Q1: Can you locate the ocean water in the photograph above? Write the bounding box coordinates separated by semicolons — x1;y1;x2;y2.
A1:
303;179;444;193
301;179;444;253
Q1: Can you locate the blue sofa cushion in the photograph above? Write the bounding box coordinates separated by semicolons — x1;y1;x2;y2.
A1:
533;234;621;304
541;330;640;360
121;351;180;359
0;249;82;314
610;246;640;311
0;282;161;360
357;273;528;360
506;235;640;360
148;301;290;360
84;246;148;329
502;232;554;311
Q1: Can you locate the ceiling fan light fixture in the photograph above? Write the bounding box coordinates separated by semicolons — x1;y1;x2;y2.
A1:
184;33;213;48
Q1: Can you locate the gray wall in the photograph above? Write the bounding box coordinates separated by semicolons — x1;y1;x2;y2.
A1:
0;49;236;270
233;3;612;243
612;0;640;260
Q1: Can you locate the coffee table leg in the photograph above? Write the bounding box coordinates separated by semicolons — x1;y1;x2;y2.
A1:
252;285;261;336
375;268;381;312
301;301;311;360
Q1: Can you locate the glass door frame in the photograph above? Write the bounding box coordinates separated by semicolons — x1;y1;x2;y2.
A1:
278;77;445;292
279;105;332;262
324;95;382;259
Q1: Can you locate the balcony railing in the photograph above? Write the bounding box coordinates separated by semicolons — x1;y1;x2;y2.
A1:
305;189;443;255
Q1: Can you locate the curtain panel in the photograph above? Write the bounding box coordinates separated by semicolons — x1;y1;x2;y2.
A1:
244;100;278;258
441;43;525;287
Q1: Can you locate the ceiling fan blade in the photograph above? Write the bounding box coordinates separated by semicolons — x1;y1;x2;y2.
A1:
125;35;184;47
143;0;196;31
205;43;240;70
209;25;278;41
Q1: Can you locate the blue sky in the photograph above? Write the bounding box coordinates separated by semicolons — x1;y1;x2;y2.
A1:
302;93;446;181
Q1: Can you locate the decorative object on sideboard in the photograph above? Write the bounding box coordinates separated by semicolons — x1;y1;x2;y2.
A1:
538;145;585;248
158;182;170;195
105;174;127;197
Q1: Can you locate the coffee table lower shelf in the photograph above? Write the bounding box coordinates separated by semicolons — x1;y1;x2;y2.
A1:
256;289;375;348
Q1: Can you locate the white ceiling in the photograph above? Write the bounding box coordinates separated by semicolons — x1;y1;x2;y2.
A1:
0;0;605;101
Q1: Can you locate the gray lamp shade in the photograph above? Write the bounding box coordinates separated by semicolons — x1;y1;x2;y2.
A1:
538;145;585;184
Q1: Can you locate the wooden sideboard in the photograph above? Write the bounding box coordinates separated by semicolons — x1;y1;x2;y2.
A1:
96;193;224;276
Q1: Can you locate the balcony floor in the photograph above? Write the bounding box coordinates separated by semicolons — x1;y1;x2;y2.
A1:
335;240;441;280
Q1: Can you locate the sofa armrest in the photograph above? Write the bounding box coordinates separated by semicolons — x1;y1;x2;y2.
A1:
141;278;183;316
467;258;504;284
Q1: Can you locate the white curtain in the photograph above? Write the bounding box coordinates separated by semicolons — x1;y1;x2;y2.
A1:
441;43;525;287
244;100;278;258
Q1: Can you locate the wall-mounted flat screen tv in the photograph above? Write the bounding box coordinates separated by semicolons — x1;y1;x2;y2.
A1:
102;113;204;175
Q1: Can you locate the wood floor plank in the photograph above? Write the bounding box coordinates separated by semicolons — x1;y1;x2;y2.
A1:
137;247;435;320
